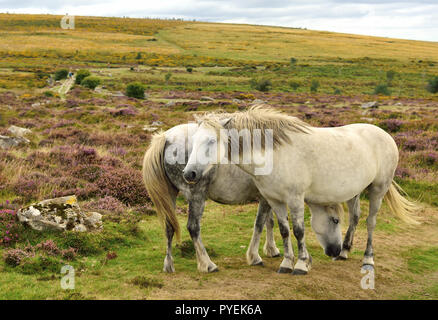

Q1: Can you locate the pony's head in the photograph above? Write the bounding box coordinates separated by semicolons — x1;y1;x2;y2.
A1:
310;204;343;257
183;118;229;184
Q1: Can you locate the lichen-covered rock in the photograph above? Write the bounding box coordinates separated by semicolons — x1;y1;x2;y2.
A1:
0;135;29;150
17;195;102;232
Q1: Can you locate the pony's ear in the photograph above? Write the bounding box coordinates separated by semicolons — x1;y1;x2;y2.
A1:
220;118;231;127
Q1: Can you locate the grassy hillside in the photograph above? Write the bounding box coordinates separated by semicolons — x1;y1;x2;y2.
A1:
0;13;437;300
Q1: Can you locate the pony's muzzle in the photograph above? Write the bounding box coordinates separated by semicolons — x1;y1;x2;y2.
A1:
325;244;342;257
183;169;199;184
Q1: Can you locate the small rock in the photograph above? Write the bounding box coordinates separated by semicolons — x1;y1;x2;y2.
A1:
31;102;41;107
232;99;242;104
361;101;379;109
251;99;267;105
112;91;124;97
200;96;215;102
151;121;163;126
8;125;32;138
165;100;176;107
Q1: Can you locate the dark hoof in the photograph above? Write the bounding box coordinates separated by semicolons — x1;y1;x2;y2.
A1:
361;264;374;271
209;267;219;273
333;255;347;261
292;269;308;276
277;267;293;274
271;254;281;258
253;261;264;267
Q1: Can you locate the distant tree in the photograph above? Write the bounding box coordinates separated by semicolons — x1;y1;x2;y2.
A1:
310;80;320;93
290;57;298;66
126;82;145;99
136;52;142;60
426;76;438;94
81;76;101;90
374;84;391;96
54;69;68;81
75;69;91;84
186;67;193;73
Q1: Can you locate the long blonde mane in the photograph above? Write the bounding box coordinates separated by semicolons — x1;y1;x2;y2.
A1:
198;105;312;148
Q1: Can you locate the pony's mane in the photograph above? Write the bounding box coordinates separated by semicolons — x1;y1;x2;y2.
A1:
197;105;312;148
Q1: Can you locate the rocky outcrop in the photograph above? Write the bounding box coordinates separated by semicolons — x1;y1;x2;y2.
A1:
17;195;102;232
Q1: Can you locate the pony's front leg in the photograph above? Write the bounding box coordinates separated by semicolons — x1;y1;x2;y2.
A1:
246;198;270;266
163;221;175;273
335;194;361;261
268;201;294;273
187;199;218;273
289;198;312;275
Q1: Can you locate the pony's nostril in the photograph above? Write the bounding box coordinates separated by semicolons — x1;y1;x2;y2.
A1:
189;171;196;180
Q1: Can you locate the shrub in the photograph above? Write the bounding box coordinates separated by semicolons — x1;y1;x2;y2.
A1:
310;80;320;93
125;82;145;99
164;72;172;83
290;57;297;66
386;70;397;82
380;119;404;132
43;90;54;97
75;69;91;84
426;76;438;94
289;81;300;91
81;76;101;90
374;84;391;96
54;69;68;81
333;88;342;95
186;67;193;73
3;249;31;267
250;78;272;92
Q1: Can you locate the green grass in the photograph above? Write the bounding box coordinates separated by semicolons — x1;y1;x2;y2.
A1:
405;247;438;274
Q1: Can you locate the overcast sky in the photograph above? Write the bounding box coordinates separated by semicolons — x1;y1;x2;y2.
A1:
1;0;437;42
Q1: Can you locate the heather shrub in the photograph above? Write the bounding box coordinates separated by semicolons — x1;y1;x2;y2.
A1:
75;69;91;85
95;166;149;205
3;249;32;267
289;81;300;91
0;208;20;246
85;196;127;213
81;76;101;89
379;119;404;133
126;82;145;99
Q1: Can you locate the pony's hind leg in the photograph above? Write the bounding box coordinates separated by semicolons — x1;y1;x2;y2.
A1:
289;196;312;275
263;209;281;258
362;183;390;269
163;221;175;273
246;198;271;266
268;200;295;274
335;194;361;261
187;197;219;273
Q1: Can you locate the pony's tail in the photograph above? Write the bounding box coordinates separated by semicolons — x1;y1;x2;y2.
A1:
142;132;180;241
384;180;420;225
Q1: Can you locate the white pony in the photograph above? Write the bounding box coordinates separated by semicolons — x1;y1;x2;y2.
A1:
183;106;419;275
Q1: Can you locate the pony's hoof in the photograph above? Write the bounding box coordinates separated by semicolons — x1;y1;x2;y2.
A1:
271;254;281;258
292;269;308;275
361;264;374;271
253;261;264;267
163;266;175;273
277;267;293;274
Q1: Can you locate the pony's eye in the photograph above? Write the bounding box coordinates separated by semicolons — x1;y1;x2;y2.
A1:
208;137;217;144
331;218;339;225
